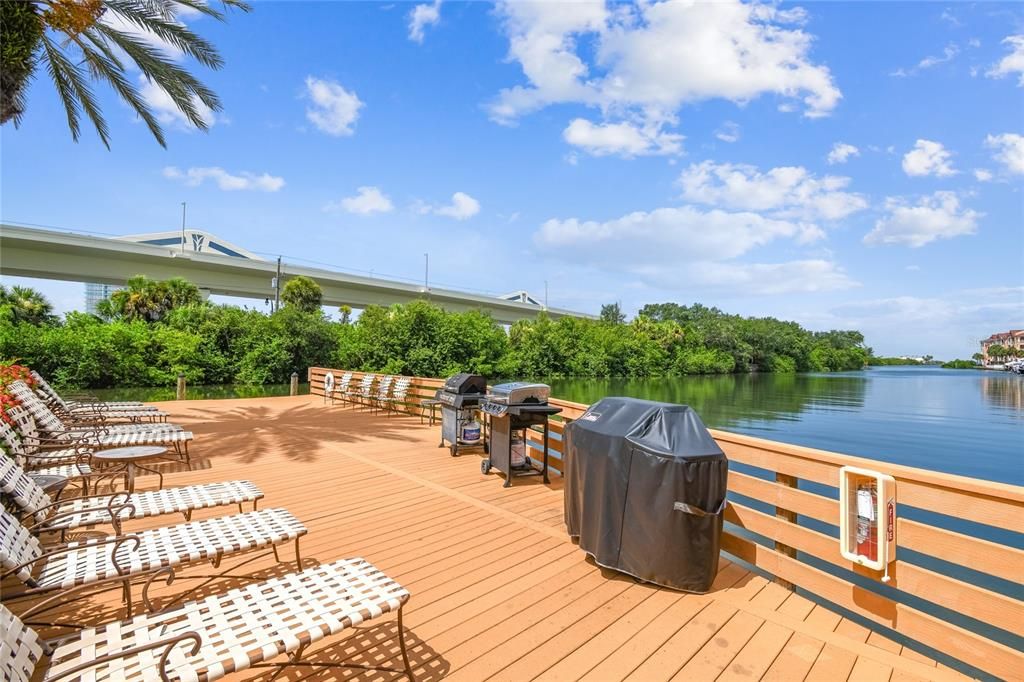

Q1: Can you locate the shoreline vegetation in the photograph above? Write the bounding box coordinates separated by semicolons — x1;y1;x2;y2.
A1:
4;277;874;389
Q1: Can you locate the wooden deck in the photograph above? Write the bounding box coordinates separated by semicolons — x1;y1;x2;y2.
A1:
18;395;976;681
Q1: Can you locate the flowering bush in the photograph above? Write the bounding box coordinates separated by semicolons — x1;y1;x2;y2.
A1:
0;361;34;425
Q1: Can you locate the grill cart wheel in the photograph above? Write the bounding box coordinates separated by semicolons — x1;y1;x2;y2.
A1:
481;460;491;475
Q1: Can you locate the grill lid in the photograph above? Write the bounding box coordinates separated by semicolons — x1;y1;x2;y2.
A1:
443;373;487;395
488;382;550;405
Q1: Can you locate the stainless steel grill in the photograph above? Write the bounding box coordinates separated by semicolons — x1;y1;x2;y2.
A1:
480;382;562;487
437;373;487;457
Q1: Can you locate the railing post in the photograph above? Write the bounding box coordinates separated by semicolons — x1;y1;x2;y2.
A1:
290;372;299;396
176;373;186;401
774;472;798;590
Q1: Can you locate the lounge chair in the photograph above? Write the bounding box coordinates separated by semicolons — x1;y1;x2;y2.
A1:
1;506;306;620
0;457;262;541
1;557;412;681
28;371;169;423
8;382;193;459
372;375;394;414
0;416;92;492
10;381;180;432
381;376;412;417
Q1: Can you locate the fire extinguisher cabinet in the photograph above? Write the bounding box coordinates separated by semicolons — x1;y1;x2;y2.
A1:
839;466;897;580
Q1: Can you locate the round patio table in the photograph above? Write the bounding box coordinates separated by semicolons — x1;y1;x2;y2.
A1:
93;445;168;493
28;473;68;500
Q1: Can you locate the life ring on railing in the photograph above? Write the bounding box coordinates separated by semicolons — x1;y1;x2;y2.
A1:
323;372;335;401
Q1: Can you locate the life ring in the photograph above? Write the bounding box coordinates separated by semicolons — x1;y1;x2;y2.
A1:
324;372;335;399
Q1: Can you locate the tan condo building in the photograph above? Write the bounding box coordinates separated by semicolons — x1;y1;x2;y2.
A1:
980;329;1024;364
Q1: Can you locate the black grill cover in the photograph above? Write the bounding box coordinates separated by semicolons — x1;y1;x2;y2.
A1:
564;397;728;593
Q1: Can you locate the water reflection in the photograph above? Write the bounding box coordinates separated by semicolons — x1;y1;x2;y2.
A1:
546;372;867;431
982;374;1024;412
90;383;311;402
547;367;1022;484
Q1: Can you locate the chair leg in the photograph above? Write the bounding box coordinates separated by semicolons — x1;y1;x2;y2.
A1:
398;605;414;681
295;536;302;568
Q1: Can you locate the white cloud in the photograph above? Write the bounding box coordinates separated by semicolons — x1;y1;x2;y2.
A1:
163;166;285;192
865;191;981;247
562;118;682;157
902;139;957;177
715;121;741;143
984;133;1024;174
973;168;994;182
678;161;868;221
304;76;363;137
918;43;959;69
418;192;481;220
490;0;840;153
827;142;859;165
890;43;959;78
534;205;856;294
325;186;394;215
408;0;441;43
987;35;1024;86
138;76;216;130
824;287;1024;358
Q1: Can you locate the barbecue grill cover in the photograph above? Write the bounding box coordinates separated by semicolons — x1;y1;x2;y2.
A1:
564;397;728;593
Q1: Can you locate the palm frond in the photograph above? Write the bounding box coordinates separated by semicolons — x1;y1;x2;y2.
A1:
104;0;223;69
39;35;82;142
92;22;222;130
75;32;167;146
40;35;111;148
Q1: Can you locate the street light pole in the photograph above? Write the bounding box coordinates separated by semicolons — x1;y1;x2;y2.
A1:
180;202;186;253
274;256;282;312
424;253;429;291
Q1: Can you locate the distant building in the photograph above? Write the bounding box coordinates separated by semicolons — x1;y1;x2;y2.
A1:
981;330;1024;364
499;290;543;307
84;230;263;313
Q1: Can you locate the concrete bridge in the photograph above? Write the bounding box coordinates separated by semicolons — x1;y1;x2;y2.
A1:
0;224;594;322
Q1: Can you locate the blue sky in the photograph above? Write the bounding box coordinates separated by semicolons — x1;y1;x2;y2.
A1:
1;0;1022;359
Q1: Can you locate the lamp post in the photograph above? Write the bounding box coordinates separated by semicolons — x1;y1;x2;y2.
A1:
180;202;186;253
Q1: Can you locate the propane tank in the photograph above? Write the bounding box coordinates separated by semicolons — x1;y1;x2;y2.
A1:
460;419;481;444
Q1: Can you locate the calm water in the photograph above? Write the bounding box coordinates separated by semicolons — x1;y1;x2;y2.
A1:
548;366;1024;486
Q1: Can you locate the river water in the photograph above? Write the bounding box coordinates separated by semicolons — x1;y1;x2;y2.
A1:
549;366;1023;486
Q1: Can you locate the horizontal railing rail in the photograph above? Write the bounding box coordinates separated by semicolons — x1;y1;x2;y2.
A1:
308;367;1024;679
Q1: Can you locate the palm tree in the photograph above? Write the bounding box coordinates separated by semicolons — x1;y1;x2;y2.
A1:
0;285;56;325
98;275;201;322
1;0;250;149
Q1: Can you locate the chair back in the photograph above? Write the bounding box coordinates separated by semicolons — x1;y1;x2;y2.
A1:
0;604;44;682
337;372;353;393
29;371;68;410
0;458;52;524
359;374;376;396
376;376;394;400
392;377;412;402
0;509;43;585
6;383;65;434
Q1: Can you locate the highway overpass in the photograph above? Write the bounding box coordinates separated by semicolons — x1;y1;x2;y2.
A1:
0;224;595;323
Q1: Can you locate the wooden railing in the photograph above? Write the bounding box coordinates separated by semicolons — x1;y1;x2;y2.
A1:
307;367;1024;679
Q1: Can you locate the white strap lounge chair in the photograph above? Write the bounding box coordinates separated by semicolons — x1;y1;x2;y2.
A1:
1;557;412;682
355;373;377;409
26;372;167;419
335;371;353;404
0;457;262;541
30;370;149;409
1;506;306;621
0;418;92;491
10;381;180;433
381;376;412;417
8;382;194;459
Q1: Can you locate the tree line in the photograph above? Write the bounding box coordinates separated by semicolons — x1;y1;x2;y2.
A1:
0;277;871;388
